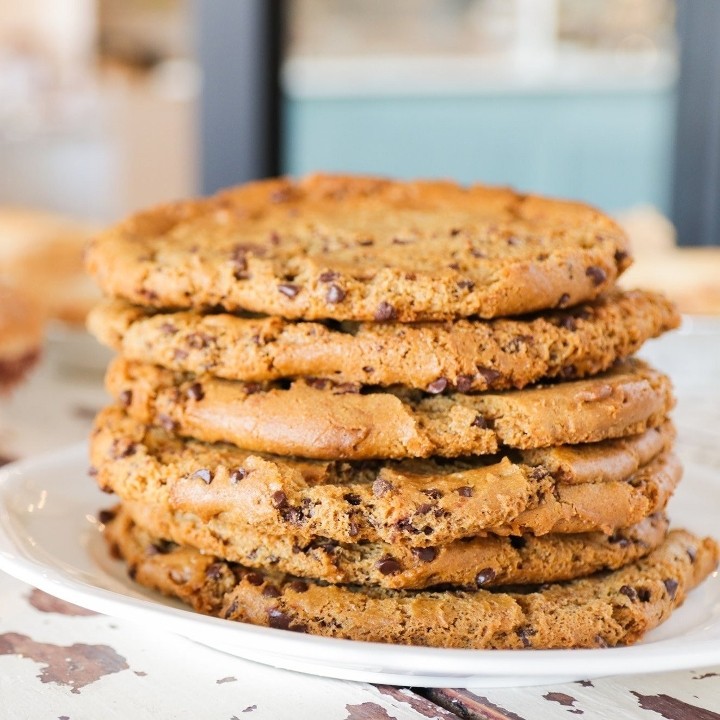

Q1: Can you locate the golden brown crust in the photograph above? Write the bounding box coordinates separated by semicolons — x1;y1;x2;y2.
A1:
88;289;679;392
104;511;719;650
85;174;631;322
106;357;675;459
120;499;670;590
90;407;679;546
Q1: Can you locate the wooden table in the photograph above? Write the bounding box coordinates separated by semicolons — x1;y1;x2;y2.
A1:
0;324;719;720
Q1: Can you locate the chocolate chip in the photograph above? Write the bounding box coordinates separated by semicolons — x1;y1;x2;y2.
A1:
608;532;630;548
456;486;473;497
278;283;300;298
450;228;461;237
558;315;577;331
119;390;132;407
88;466;98;477
128;565;137;580
326;284;346;303
471;414;488;429
475;568;496;586
426;377;448;394
192;468;213;484
271;491;288;508
280;506;305;526
268;609;292;629
421;488;442;500
187;332;211;349
413;547;438;563
205;563;225;580
448;262;460;270
557;293;570;308
586;266;607;286
112;439;137;459
288;580;309;593
509;536;526;550
158;414;177;432
619;585;638;601
343;493;362;506
187;382;204;401
614;249;629;265
372;478;394;497
262;585;281;598
223;600;239;618
97;509;116;524
319;271;339;282
245;572;264;586
374;301;397;322
244;382;262;395
476;367;501;385
230;468;247;484
305;377;328;390
663;578;679;600
348;521;359;537
687;548;697;563
416;503;433;515
516;626;537;647
269;231;281;245
470;248;486;258
559;364;577;379
375;557;402;575
160;322;177;335
357;238;374;246
456;279;474;291
637;588;651;602
362;365;374;373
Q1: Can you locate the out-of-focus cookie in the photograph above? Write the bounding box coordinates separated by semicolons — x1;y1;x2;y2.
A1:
0;284;43;391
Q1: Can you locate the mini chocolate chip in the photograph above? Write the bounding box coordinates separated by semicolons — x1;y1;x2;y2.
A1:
476;367;501;385
663;579;679;600
268;609;292;630
97;509;116;524
559;364;577;379
362;365;374;373
475;568;497;586
357;238;374;246
305;377;328;390
557;293;570;308
421;488;442;500
509;536;526;550
372;478;394;497
128;565;137;580
586;266;607;286
471;414;488;429
158;414;177;432
288;580;309;593
245;572;264;586
187;382;204;401
455;374;473;392
450;228;461;236
516;626;537;648
262;585;281;598
375;557;402;575
223;600;239;618
614;249;629;265
281;506;304;526
413;547;438;563
230;468;247;484
619;585;638;601
348;521;359;537
119;390;132;407
278;283;300;298
558;315;577;331
470;248;486;258
326;284;346;303
271;490;288;508
456;486;473;497
416;503;433;515
448;262;460;270
637;588;651;602
187;332;211;349
427;377;448;394
687;548;697;563
160;322;177;335
192;468;213;484
112;439;137;459
456;279;474;290
392;237;412;245
374;301;397;322
343;492;362;506
205;563;225;580
319;270;339;282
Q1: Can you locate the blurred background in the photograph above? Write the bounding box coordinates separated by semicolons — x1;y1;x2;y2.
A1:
0;0;719;333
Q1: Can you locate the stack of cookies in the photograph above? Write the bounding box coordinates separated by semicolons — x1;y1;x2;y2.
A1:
86;174;718;649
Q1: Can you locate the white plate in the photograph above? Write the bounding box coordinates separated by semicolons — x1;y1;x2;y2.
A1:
0;444;718;688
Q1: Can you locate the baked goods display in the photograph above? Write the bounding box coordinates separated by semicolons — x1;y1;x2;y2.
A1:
86;174;718;649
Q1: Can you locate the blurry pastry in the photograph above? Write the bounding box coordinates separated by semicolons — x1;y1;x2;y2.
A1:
0;284;43;391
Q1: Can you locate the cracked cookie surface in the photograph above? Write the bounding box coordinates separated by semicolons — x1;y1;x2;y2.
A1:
85;174;631;322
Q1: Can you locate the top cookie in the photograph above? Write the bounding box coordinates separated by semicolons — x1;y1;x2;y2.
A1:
85;174;631;322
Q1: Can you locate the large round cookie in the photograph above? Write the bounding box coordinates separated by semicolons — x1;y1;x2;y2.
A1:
89;289;679;392
107;357;675;459
119;500;670;590
105;512;719;650
91;407;679;546
85;174;631;322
